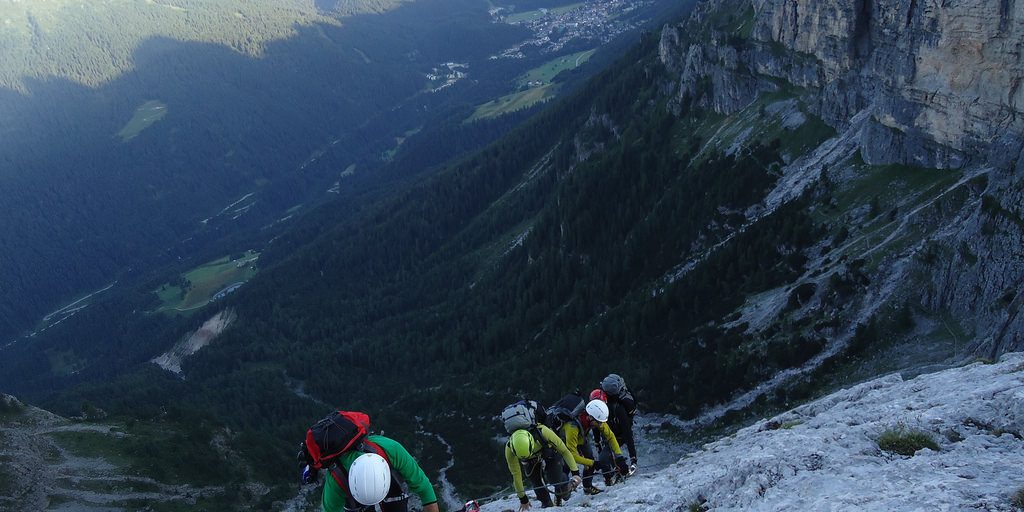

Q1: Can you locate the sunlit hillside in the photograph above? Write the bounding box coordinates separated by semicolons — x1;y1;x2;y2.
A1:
0;0;406;90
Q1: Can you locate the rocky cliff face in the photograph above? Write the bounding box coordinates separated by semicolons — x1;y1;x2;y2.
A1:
665;0;1024;170
658;0;1024;358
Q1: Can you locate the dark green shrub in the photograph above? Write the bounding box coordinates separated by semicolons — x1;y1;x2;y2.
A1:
878;428;939;456
0;396;23;416
1011;487;1024;509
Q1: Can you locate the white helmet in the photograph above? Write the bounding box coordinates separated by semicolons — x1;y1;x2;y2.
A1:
348;453;391;505
586;399;609;423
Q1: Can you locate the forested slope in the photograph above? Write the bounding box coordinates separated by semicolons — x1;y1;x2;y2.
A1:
7;3;829;498
0;0;527;339
0;0;408;90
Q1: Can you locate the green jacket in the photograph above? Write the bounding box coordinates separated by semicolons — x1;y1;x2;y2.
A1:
504;424;580;499
561;419;622;467
322;435;437;512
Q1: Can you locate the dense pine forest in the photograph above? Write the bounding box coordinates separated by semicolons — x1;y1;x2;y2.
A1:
1;0;657;339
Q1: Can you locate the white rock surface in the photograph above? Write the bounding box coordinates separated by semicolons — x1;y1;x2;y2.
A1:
151;309;236;374
482;353;1024;511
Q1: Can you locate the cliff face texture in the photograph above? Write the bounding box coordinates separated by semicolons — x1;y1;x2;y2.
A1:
660;0;1024;356
756;0;1024;169
666;0;1024;169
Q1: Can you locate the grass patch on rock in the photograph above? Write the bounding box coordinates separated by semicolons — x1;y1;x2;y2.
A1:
877;427;939;456
1011;487;1024;509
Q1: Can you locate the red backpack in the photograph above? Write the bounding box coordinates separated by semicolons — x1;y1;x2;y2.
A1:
305;411;373;469
302;411;393;495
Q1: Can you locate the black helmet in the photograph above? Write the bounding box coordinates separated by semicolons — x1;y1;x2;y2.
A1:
600;373;626;396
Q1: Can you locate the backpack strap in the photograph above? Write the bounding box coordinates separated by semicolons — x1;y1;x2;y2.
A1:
530;426;552;448
329;463;351;497
361;438;392;466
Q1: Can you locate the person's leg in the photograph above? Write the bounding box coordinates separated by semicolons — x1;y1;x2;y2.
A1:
543;454;570;502
598;446;616;486
579;442;597;489
523;459;552;507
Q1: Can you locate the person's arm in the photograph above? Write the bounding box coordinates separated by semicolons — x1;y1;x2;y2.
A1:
597;422;622;456
505;444;527;500
563;424;594;467
377;438;438;507
540;425;579;474
321;471;346;512
611;402;638;461
621;392;638;416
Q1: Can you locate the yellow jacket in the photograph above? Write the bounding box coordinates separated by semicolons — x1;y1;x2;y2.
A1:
504;424;580;498
561;419;622;467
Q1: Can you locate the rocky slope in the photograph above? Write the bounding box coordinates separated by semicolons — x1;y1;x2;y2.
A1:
482;353;1024;511
657;0;1024;373
0;394;257;511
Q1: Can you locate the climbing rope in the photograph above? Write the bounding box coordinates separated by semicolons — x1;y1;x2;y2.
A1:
460;466;644;510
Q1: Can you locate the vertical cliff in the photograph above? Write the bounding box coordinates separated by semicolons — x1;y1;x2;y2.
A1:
658;0;1024;362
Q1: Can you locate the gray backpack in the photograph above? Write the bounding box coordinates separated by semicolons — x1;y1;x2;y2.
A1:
501;400;546;434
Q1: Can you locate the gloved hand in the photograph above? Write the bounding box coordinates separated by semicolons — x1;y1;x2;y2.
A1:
570;474;583;491
615;456;630;475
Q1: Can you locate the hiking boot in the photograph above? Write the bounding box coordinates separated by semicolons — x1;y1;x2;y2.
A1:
554;496;562;507
584;486;603;495
604;474;614;487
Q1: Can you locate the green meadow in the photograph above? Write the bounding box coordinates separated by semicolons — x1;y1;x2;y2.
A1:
117;100;167;141
469;84;559;121
518;49;596;86
154;251;259;312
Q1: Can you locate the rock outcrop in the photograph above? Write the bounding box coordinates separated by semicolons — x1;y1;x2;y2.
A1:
659;0;1024;356
151;309;237;375
481;353;1024;511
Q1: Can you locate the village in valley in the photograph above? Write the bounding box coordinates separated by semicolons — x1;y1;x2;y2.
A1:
490;0;653;59
423;0;652;95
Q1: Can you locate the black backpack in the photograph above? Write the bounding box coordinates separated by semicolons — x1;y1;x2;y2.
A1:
544;393;586;432
302;411;373;469
299;411;397;497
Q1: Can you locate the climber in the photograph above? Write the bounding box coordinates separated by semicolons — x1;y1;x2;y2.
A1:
558;399;631;493
299;411;439;512
599;374;639;470
505;425;583;510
